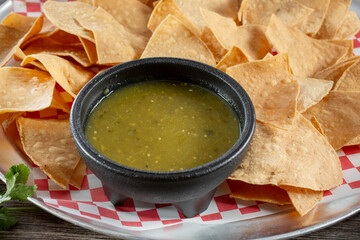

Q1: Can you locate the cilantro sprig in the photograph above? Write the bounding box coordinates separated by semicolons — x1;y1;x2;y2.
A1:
0;164;37;230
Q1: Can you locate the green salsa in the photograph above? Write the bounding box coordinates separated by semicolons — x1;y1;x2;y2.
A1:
85;81;240;171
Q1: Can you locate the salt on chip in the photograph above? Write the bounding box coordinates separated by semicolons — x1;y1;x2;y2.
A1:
334;11;360;40
334;60;360;91
17;117;82;189
42;1;96;42
216;46;248;72
280;186;323;216
266;15;348;78
303;91;360;150
229;180;291;205
201;9;271;61
76;7;147;65
148;0;200;36
226;53;299;128
314;0;351;40
141;15;216;66
295;0;330;35
21;54;94;98
0;67;55;114
293;76;333;113
242;0;313;27
23;38;93;67
93;0;152;38
229;114;342;191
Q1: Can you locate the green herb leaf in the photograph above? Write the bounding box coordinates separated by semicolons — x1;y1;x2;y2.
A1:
0;211;18;230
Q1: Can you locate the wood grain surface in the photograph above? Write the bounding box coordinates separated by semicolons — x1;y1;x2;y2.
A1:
1;182;359;240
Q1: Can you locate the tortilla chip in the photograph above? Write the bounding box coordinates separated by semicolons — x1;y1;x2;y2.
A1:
23;38;92;67
216;46;248;72
141;15;216;66
280;186;323;216
200;27;228;62
295;0;330;35
328;39;353;60
0;67;56;114
242;0;313;27
229;114;342;191
314;0;351;39
173;0;240;31
226;53;299;128
0;25;25;67
266;15;348;77
313;56;360;84
42;1;96;42
237;0;248;24
345;135;360;146
309;116;325;136
293;76;333;113
201;9;271;60
79;37;98;65
21;54;94;98
148;0;200;36
334;11;360;40
303;91;360;150
17;117;81;189
334;60;360;91
51;88;71;114
76;7;147;65
262;52;274;60
228;180;291;205
69;159;87;189
93;0;152;38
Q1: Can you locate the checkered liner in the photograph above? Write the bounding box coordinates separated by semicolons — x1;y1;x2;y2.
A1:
10;0;360;230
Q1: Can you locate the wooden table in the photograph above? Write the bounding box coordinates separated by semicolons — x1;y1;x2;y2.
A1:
1;182;359;239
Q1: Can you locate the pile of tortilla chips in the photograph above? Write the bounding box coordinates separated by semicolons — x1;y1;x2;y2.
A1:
1;0;360;216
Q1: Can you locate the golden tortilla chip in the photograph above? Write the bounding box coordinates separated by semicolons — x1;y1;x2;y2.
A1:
345;135;360;146
242;0;313;27
201;9;271;60
79;37;98;65
0;13;43;67
334;11;360;40
200;27;228;62
173;0;240;31
226;53;299;128
229;114;342;191
0;67;55;114
42;1;96;42
266;15;348;77
148;0;200;36
313;56;360;84
328;39;353;60
309;116;325;136
216;46;248;72
141;15;216;66
23;38;92;67
21;54;94;98
76;7;147;65
237;0;248;24
293;76;333;113
314;0;351;39
295;0;330;35
303;91;360;150
93;0;152;38
229;180;291;205
69;159;87;189
334;60;360;91
17;117;81;189
280;186;323;216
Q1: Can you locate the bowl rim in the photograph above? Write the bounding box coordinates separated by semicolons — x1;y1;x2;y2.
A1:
70;57;255;180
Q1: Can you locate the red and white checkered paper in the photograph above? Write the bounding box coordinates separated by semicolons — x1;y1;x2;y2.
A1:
9;0;360;231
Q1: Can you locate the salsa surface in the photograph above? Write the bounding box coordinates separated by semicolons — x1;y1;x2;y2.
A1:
86;81;240;171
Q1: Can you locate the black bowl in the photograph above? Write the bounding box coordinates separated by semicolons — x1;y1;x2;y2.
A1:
70;58;255;218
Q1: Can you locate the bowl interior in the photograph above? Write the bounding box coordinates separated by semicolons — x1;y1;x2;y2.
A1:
71;58;255;176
